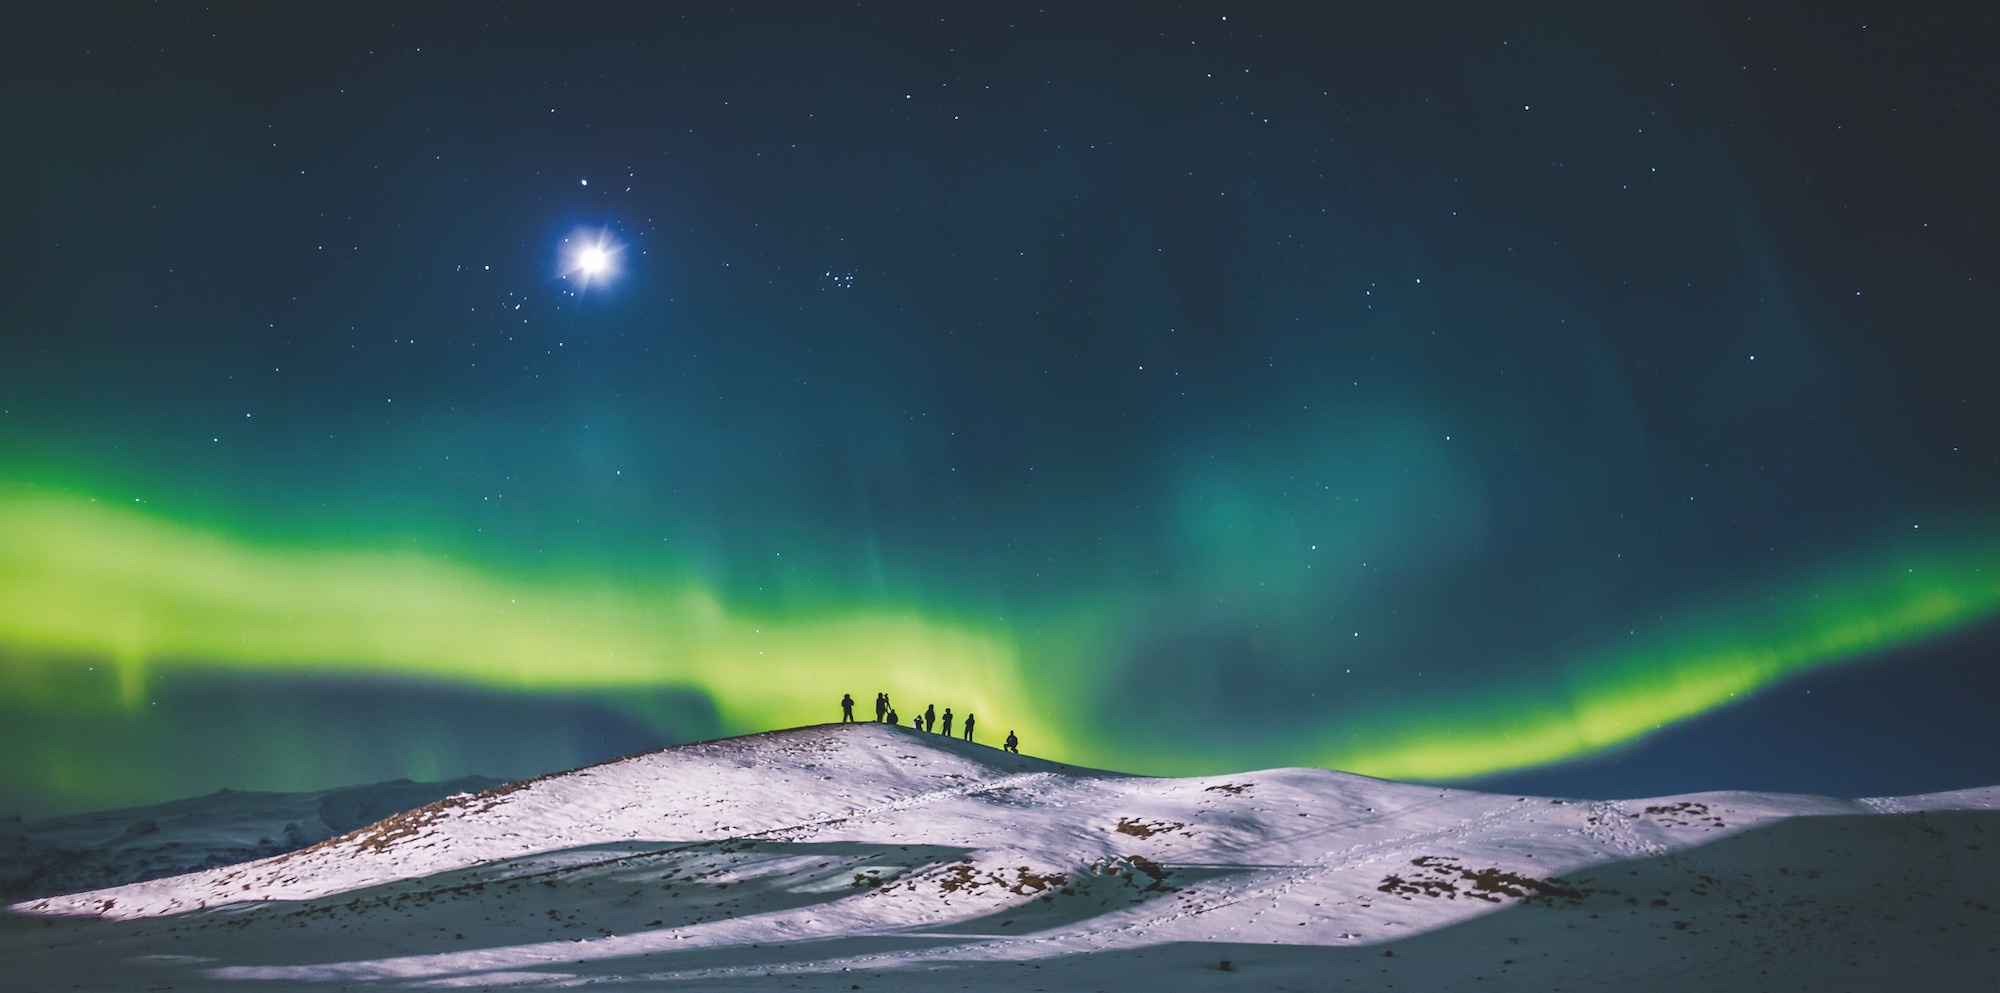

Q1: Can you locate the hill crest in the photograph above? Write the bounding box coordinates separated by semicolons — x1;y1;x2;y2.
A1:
9;723;1997;992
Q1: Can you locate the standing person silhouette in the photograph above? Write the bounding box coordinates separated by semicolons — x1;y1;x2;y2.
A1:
941;708;954;737
924;704;936;733
840;694;855;722
874;693;887;722
962;713;975;741
887;708;899;726
1004;730;1019;754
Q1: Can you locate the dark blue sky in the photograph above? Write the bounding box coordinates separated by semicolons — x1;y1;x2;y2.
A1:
1;3;1996;815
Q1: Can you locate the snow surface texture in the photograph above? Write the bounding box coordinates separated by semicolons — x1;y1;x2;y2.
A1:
0;776;499;901
6;724;1996;991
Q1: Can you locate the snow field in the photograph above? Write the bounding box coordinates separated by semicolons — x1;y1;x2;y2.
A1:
7;723;1996;991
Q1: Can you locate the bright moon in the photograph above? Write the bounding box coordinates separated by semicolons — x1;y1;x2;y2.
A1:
562;228;621;287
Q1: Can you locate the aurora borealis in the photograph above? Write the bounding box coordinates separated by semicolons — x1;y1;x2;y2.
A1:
3;4;1998;816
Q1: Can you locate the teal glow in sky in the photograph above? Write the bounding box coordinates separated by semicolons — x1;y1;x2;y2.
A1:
2;5;1997;815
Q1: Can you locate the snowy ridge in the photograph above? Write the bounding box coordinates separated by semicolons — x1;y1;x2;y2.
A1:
7;723;1996;992
0;775;498;901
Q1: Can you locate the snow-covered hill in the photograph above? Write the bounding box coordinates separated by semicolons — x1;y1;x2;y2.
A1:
6;723;1995;991
0;776;499;900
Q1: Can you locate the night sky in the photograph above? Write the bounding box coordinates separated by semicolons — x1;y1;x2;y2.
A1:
4;3;1998;818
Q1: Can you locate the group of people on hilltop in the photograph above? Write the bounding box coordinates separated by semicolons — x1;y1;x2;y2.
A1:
839;692;1019;753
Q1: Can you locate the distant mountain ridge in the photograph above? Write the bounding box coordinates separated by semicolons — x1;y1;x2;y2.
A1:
0;775;499;900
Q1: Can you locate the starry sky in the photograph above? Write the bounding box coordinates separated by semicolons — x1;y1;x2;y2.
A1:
3;3;1998;817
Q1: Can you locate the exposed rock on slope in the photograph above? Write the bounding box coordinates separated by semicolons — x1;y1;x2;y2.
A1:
6;724;1994;992
0;775;497;900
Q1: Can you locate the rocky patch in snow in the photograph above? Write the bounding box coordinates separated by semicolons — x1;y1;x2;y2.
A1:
0;775;497;900
4;725;1995;992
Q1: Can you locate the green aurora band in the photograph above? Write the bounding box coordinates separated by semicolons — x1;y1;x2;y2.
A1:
0;490;1046;747
1313;552;2000;780
4;487;1998;792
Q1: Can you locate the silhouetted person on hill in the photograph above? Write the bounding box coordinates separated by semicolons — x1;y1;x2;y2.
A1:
1004;730;1019;754
840;693;855;722
941;708;954;737
963;713;975;741
887;708;899;726
875;692;887;722
924;704;936;733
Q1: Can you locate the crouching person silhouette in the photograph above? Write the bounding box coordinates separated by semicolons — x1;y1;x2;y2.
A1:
1004;730;1019;754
